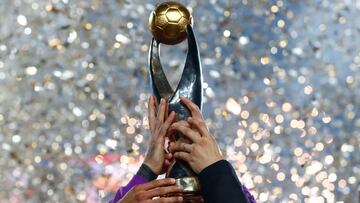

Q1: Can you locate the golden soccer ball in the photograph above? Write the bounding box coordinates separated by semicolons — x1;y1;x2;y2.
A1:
149;1;192;45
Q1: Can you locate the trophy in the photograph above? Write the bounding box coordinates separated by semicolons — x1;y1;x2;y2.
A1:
148;1;203;202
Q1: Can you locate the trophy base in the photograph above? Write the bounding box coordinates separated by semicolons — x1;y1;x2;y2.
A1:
175;177;200;193
175;177;203;203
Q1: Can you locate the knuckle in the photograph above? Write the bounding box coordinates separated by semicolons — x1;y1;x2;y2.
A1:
157;179;166;185
198;120;206;127
192;118;201;126
190;118;198;124
153;179;163;186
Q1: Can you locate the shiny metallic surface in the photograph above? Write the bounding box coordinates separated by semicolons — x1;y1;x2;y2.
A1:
176;177;203;203
149;24;203;195
176;177;201;193
149;2;192;45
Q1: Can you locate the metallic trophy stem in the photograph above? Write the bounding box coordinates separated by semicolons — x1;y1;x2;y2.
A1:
148;25;203;201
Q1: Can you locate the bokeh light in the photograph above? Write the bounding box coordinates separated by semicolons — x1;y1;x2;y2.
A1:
0;0;359;202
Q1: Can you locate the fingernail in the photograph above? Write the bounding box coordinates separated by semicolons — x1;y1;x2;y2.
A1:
178;196;183;201
169;178;176;183
161;98;165;103
187;117;192;120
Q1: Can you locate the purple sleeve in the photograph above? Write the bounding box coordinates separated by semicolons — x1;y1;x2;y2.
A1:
242;185;257;203
109;175;148;203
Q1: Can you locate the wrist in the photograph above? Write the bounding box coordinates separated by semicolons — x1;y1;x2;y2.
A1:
143;159;158;174
136;163;157;181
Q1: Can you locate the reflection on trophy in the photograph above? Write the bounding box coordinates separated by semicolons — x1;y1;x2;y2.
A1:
148;1;203;202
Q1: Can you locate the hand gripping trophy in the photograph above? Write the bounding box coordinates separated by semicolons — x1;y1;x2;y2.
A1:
148;1;203;202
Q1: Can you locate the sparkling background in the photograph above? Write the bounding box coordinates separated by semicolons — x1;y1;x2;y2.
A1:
0;0;359;202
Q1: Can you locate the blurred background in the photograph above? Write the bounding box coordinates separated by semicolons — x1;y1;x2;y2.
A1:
0;0;359;202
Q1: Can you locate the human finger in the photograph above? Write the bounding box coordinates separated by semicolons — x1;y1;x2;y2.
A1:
157;98;167;123
187;117;209;137
163;152;173;169
169;142;193;153
145;196;183;203
165;153;173;160
148;96;157;130
164;99;169;120
174;151;191;162
138;178;176;191
163;159;171;168
159;111;176;137
142;185;183;200
170;122;199;142
179;96;202;119
167;120;190;135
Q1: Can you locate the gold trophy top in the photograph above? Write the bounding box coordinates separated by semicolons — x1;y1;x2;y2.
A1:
149;1;193;45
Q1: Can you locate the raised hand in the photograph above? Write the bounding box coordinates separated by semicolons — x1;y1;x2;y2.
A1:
144;96;176;175
168;97;223;174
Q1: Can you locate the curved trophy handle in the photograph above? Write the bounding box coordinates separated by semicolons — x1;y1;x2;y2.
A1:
148;38;174;102
168;24;203;121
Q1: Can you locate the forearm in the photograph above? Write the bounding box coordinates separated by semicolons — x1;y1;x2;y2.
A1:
109;164;157;203
199;160;255;203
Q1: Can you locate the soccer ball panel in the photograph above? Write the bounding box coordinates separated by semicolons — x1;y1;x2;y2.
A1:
165;8;182;23
178;6;190;19
157;3;169;15
164;23;180;38
155;14;168;28
178;16;188;27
